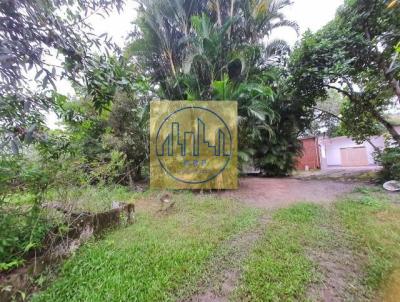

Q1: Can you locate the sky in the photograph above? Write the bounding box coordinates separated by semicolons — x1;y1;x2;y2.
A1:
46;0;344;128
90;0;345;48
270;0;344;46
87;0;344;49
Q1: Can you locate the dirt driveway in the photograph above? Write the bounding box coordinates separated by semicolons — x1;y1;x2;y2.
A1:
221;177;360;209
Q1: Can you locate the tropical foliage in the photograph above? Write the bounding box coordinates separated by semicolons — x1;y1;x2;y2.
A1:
289;0;400;145
1;0;303;270
4;0;399;273
0;155;53;270
0;0;128;152
127;0;302;174
376;147;400;181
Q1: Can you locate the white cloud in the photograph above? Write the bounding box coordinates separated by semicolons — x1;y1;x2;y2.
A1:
269;0;344;46
88;1;138;49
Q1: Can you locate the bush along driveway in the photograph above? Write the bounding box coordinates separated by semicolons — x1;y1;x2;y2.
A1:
32;187;400;302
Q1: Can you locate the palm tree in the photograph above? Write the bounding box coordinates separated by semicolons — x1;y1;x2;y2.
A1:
128;0;297;87
126;0;301;173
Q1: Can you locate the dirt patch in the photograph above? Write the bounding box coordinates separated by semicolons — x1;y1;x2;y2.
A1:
308;248;368;301
181;215;270;302
381;269;400;302
220;177;359;209
293;166;380;182
307;221;369;302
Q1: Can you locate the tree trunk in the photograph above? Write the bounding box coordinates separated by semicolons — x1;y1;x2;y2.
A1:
371;109;400;145
391;78;400;104
166;50;176;77
387;51;400;104
215;0;222;27
134;165;142;181
227;0;235;39
366;138;381;154
127;170;134;189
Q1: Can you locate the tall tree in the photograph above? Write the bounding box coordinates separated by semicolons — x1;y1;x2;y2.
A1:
0;0;124;152
289;0;400;144
126;0;303;175
57;57;151;183
127;0;297;100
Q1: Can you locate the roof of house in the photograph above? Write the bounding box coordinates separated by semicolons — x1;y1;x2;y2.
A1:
298;135;317;141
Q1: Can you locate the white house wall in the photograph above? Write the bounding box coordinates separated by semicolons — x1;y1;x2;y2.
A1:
318;136;385;167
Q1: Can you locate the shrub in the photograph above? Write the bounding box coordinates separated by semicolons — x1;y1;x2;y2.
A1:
0;155;53;270
0;207;52;270
376;147;400;181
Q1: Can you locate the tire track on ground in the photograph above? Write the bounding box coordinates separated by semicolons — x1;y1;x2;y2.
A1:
181;215;270;302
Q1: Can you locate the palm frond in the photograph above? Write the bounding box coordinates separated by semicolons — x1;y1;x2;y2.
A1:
256;124;275;138
271;19;299;35
238;150;251;162
268;0;293;14
264;38;291;58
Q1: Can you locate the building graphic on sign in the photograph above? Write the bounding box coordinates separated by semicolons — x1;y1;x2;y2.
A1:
157;118;231;157
150;101;237;189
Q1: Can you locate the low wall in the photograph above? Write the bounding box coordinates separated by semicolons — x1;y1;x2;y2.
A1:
0;202;135;302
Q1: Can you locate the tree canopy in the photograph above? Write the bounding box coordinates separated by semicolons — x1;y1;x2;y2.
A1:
126;0;305;174
289;0;400;144
0;0;125;151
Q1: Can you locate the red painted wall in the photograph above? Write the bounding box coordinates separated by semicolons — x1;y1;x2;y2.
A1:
296;137;320;170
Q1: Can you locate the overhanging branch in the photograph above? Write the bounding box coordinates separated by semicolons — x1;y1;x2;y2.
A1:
325;84;353;99
312;107;383;152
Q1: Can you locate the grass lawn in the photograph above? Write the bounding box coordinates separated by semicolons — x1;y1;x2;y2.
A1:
30;187;400;301
31;193;260;302
234;203;326;301
235;187;400;302
336;188;400;300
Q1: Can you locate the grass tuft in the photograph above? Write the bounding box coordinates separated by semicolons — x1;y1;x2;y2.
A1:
235;203;325;301
335;191;400;295
32;194;259;302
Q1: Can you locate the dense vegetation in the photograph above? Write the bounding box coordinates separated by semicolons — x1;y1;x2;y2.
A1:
0;0;305;270
377;147;400;181
1;0;399;279
126;0;308;175
289;0;400;145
